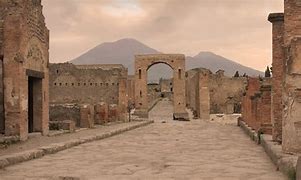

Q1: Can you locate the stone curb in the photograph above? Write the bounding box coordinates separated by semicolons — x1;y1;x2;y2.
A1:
238;119;298;180
0;120;154;169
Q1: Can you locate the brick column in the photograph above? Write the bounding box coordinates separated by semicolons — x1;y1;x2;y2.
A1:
268;13;284;142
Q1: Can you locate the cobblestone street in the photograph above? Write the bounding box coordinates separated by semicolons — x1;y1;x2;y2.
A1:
0;100;286;180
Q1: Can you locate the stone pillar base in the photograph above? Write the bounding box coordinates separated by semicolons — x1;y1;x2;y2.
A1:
173;112;189;121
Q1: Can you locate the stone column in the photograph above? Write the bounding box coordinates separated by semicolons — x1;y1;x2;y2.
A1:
173;66;188;120
198;70;210;120
268;13;284;142
118;77;128;122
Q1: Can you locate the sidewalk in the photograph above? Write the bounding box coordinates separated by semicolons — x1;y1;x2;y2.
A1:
0;120;153;169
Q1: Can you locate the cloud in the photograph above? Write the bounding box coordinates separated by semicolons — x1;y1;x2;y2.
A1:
42;0;283;71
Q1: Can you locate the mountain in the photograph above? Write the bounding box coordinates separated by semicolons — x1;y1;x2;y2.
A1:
186;52;263;77
70;38;263;82
71;38;159;67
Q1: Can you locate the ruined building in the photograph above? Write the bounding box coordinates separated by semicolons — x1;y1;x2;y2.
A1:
0;0;49;140
241;0;301;154
49;63;128;127
186;68;246;119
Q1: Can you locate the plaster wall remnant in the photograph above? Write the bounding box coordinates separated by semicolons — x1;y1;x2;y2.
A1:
134;54;188;120
268;13;285;143
0;0;49;140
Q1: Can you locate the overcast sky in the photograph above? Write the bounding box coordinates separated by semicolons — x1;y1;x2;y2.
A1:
42;0;283;71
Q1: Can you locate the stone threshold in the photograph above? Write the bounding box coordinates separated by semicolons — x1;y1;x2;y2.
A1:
238;119;298;180
0;120;154;169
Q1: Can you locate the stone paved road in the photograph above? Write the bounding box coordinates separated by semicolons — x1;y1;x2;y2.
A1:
0;100;286;180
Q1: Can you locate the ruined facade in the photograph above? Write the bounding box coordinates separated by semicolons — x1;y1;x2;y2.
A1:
241;78;272;134
0;0;49;140
186;68;246;119
134;54;188;119
264;0;301;153
49;63;128;126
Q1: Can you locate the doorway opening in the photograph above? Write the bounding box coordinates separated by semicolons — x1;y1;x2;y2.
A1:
28;76;43;133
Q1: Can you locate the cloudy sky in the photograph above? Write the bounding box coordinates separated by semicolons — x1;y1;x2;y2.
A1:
42;0;283;71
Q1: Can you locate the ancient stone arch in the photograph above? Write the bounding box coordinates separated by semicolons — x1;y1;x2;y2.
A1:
134;54;188;119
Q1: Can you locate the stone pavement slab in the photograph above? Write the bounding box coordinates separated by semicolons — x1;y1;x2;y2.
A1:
0;100;286;179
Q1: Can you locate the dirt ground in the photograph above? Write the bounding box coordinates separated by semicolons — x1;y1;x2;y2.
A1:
0;100;286;180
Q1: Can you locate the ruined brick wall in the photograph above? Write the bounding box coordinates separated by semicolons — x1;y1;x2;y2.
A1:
282;0;301;153
49;63;127;105
241;78;261;128
0;0;49;140
241;78;272;134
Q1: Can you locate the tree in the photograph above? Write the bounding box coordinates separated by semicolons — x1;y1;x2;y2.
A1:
265;66;271;77
234;71;240;77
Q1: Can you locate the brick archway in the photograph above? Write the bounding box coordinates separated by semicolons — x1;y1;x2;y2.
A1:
134;54;188;120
